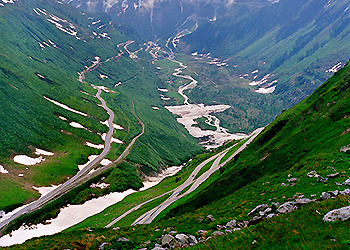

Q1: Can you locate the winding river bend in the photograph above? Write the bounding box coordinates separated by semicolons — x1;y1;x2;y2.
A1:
165;57;247;148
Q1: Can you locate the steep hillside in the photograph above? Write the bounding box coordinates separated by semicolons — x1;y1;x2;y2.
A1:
0;0;202;213
7;61;350;249
63;0;275;39
184;0;350;108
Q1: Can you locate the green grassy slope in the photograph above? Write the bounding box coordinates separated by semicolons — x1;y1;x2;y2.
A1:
0;0;202;211
8;61;350;249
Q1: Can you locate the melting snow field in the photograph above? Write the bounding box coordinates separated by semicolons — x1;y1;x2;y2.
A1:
69;121;86;129
44;96;88;117
255;86;276;94
0;165;8;174
77;155;112;171
0;165;182;247
166;104;247;148
33;185;61;197
13;155;45;166
85;142;104;149
34;148;54;156
100;120;124;130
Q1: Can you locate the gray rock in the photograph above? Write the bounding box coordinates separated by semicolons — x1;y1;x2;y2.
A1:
212;231;225;236
237;221;248;228
117;237;130;242
99;242;109;250
249;215;262;225
154;243;162;248
295;198;315;204
262;207;272;216
329;190;339;197
112;227;120;230
323;205;350;222
216;224;225;229
340;189;350;195
247;204;268;216
188;235;198;245
307;171;317;178
197;230;208;235
340;144;350;153
342;178;350;186
271;202;280;209
169;230;177;234
152;247;165;250
266;213;277;219
287;178;298;183
225;219;237;228
233;228;241;231
162;234;176;248
175;234;189;245
320;192;331;200
277;202;297;214
317;175;328;182
206;214;215;222
327;173;340;179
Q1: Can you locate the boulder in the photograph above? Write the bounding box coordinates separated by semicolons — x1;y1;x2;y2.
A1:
340;189;350;195
152;247;165;250
247;204;268;216
211;231;225;236
188;235;198;245
237;221;248;228
277;202;297;214
327;173;340;179
266;213;277;219
197;230;208;236
329;190;339;197
317;175;328;182
295;198;315;204
307;171;317;178
342;178;350;186
225;219;237;228
117;237;130;242
206;214;215;222
323;205;350;222
175;234;189;245
249;215;263;225
320;192;331;200
287;178;298;183
271;202;280;209
340;144;350;153
162;234;176;248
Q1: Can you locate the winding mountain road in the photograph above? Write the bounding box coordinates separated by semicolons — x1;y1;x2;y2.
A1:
104;127;263;228
0;85;116;233
0;88;145;236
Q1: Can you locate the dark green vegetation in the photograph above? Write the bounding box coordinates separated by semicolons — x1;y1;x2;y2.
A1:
8;62;350;249
0;0;201;212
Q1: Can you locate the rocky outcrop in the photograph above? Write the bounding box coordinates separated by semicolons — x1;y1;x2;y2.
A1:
162;234;177;248
276;202;297;214
323;205;350;222
340;144;350;153
247;204;268;216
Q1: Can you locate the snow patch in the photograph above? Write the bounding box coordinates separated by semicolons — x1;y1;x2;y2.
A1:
85;142;104;149
255;86;276;94
35;148;54;156
69;122;86;129
33;185;61;197
0;165;8;174
13;155;45;166
166;104;247;148
44;96;88;116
